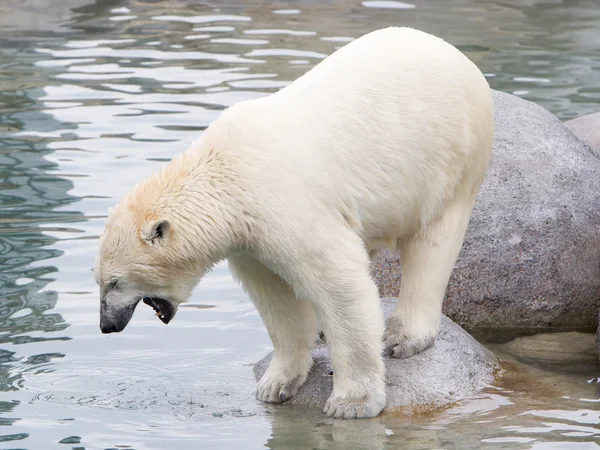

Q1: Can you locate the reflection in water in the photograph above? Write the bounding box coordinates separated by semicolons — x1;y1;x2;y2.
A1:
0;0;599;448
0;106;76;339
267;409;396;450
0;80;79;450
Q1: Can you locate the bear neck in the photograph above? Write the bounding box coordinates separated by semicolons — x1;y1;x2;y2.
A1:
159;145;250;270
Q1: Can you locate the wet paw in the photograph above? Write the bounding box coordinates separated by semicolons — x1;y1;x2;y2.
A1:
382;316;436;359
323;393;385;419
256;358;311;404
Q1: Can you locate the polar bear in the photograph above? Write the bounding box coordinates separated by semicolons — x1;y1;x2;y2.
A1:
95;27;494;419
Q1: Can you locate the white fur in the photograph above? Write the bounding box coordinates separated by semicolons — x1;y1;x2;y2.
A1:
97;27;494;419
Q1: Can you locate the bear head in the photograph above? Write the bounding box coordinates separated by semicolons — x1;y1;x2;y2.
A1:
95;197;201;334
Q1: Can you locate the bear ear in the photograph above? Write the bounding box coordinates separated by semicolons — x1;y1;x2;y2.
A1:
142;219;171;246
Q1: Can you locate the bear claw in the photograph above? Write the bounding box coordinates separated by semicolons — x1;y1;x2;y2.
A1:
256;365;309;404
256;380;298;404
323;394;384;419
384;338;434;359
383;315;437;359
382;316;436;359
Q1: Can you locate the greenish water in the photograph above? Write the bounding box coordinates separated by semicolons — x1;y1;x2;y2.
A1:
1;0;599;449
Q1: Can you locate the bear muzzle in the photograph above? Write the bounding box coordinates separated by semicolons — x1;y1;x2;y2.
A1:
99;295;176;333
100;292;141;333
99;296;140;333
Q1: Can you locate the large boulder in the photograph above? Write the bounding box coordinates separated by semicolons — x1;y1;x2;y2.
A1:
373;91;600;334
254;298;500;414
565;112;600;158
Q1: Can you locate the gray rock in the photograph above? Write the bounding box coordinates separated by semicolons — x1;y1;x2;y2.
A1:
373;91;600;333
565;112;600;158
254;298;500;414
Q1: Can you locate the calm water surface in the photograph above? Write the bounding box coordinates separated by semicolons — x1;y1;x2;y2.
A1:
1;0;599;449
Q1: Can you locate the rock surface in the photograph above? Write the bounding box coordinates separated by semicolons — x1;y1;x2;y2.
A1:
565;112;600;158
373;91;600;332
254;298;500;414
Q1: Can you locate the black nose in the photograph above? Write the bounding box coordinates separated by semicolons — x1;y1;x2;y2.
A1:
100;322;118;334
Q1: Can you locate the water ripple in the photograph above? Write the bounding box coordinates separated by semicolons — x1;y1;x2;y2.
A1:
36;47;261;64
153;15;252;24
1;1;600;449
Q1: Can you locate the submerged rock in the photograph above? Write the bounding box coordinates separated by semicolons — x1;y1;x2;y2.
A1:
565;112;600;157
501;331;598;368
254;298;500;414
373;91;600;332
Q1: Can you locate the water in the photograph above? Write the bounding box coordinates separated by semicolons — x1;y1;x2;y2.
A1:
1;0;599;448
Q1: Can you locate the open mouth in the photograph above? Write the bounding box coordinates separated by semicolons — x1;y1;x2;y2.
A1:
143;297;174;324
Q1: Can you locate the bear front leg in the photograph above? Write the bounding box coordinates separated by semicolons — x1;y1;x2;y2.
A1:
384;195;476;359
279;230;386;419
320;279;386;419
229;254;317;403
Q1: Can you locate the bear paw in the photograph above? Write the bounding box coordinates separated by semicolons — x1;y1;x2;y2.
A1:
256;357;311;404
323;392;385;419
382;316;436;359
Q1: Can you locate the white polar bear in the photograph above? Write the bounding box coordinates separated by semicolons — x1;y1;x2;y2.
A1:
96;27;494;419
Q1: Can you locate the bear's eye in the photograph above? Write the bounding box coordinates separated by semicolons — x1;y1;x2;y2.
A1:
108;278;118;289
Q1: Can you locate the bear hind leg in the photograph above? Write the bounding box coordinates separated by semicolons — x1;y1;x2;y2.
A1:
228;253;318;403
383;192;477;359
